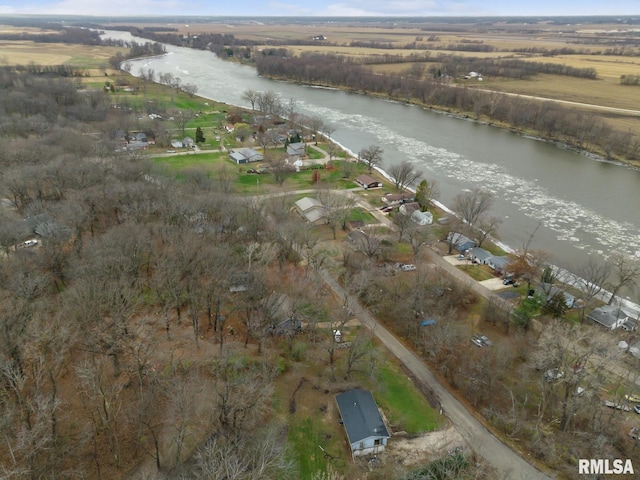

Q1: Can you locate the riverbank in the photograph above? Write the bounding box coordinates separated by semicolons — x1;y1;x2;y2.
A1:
262;72;640;170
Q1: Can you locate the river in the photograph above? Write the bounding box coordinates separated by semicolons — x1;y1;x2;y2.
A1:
104;30;640;301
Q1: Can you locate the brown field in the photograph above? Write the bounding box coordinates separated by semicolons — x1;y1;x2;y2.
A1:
3;20;640;142
0;37;124;68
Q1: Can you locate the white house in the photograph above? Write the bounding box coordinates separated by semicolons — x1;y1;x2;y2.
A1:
336;389;390;459
410;210;433;226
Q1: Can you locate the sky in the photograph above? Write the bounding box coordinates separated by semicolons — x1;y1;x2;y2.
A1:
0;0;638;17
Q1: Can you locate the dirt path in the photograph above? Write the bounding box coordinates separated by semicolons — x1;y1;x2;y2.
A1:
385;427;466;467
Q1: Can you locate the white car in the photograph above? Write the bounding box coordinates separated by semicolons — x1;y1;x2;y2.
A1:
401;264;416;271
20;239;39;248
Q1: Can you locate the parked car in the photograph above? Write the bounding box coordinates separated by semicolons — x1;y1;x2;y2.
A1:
503;275;519;287
625;394;640;403
166;149;176;153
635;405;640;414
401;264;417;272
456;254;466;261
471;334;492;347
19;239;38;248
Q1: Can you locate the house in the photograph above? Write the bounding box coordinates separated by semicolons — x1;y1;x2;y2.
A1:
294;197;327;224
487;255;509;274
535;283;576;309
355;174;382;190
468;247;493;265
229;148;264;164
264;293;302;336
287;142;306;157
381;193;414;205
126;141;148;151
410;210;433;226
399;202;421;216
335;389;390;459
229;151;248;164
587;304;631;330
446;232;476;253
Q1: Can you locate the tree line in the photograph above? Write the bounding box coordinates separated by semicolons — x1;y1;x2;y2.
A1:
254;52;639;161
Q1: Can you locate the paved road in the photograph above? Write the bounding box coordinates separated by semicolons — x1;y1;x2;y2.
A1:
320;270;553;480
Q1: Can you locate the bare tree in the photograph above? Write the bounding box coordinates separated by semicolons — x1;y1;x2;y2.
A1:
268;153;293;187
256;91;282;116
574;258;611;322
453;187;494;229
169;108;195;138
358;145;384;174
534;320;615;433
476;215;502;248
242;89;260;111
606;252;640;305
317;190;356;240
76;358;125;468
388;160;422;192
302;115;324;144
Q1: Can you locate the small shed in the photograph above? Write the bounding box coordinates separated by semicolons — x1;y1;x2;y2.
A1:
336;389;390;459
355;174;382;190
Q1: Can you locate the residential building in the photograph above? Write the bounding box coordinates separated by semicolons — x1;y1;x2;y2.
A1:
336;389;390;459
410;210;433;225
294;197;327;224
587;304;631;330
355;174;382;190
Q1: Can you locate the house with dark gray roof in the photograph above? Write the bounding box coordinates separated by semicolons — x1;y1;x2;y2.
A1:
446;232;476;253
229;148;264;164
468;247;493;265
286;142;306;157
336;389;390;459
587;304;631;330
487;255;509;274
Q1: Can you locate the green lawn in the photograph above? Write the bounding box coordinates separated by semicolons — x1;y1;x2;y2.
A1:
287;416;344;478
458;264;496;282
373;362;444;433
